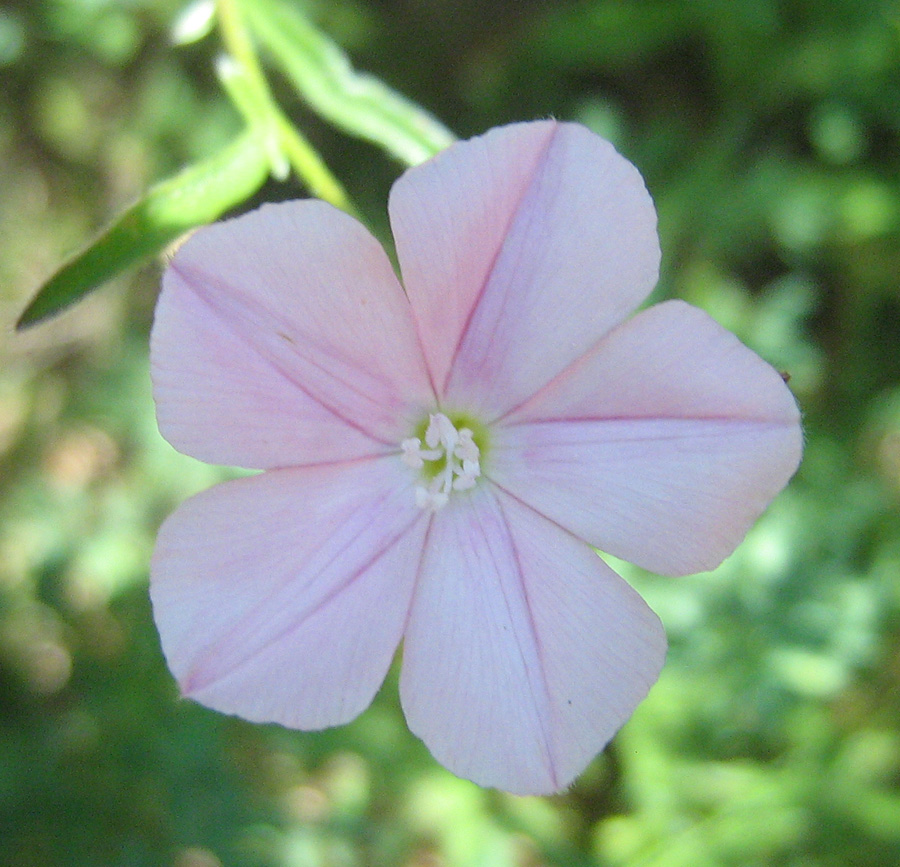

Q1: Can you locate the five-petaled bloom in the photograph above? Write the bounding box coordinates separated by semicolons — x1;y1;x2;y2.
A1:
150;121;802;795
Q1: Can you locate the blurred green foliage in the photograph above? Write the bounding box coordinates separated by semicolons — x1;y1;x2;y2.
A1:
2;0;900;865
15;0;454;325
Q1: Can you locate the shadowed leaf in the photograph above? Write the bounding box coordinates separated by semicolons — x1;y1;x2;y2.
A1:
17;130;270;329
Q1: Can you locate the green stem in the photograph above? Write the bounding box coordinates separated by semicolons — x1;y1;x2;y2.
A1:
216;0;268;91
214;0;354;213
273;112;355;214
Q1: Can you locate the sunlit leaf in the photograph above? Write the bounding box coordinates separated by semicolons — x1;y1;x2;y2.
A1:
238;0;455;166
17;130;270;329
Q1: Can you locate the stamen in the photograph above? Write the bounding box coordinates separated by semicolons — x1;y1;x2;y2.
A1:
403;413;482;511
401;438;425;469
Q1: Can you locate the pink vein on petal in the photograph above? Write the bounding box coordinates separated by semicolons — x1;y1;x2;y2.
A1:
408;317;440;406
182;498;426;695
400;511;436;636
490;488;560;791
493;300;800;428
434;123;560;398
171;259;398;447
486;471;606;544
500;415;797;431
490;485;661;690
491;313;627;426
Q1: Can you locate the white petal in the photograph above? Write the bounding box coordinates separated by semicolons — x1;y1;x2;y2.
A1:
151;457;426;729
400;486;665;795
491;301;803;575
491;418;800;576
152;200;434;468
389;121;659;417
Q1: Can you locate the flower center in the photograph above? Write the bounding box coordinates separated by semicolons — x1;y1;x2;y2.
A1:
401;412;482;511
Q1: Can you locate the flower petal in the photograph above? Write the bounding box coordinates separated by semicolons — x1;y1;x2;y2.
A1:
152;200;434;468
151;457;426;729
399;486;666;795
491;301;803;575
389;120;660;418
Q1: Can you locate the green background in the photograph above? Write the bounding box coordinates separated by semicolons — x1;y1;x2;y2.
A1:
2;1;900;864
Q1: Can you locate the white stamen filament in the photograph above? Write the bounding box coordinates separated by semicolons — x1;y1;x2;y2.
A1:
401;413;482;510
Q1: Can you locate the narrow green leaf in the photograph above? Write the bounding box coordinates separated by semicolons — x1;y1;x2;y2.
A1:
17;130;270;329
238;0;455;166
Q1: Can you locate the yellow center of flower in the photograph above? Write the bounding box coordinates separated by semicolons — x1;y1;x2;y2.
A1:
401;412;483;511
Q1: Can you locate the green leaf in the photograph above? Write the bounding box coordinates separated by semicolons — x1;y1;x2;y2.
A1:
238;0;455;166
17;130;270;329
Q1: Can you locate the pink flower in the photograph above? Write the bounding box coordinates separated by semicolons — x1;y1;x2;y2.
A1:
150;121;802;795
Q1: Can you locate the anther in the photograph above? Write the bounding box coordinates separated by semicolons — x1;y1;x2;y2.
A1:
402;413;482;510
